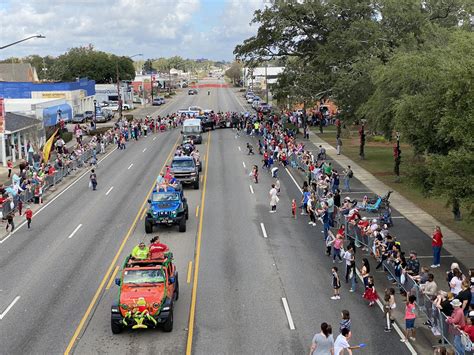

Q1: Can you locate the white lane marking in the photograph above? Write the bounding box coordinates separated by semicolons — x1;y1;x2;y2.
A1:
391;216;406;219
153;137;157;141
260;223;268;238
68;224;83;239
242;161;246;168
0;147;117;244
238;146;241;151
281;298;296;330
143;148;147;152
0;296;20;320
417;255;454;259
128;163;133;170
249;185;254;194
105;186;114;196
285;168;303;193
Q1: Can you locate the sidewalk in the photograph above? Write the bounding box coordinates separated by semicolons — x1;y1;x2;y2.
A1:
308;131;473;268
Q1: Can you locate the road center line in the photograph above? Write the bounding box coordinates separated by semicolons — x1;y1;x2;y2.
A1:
281;297;296;330
105;266;119;290
105;186;114;196
142;148;147;152
0;296;20;320
249;185;254;194
128;163;133;170
260;222;268;238
242;161;246;168
67;224;83;239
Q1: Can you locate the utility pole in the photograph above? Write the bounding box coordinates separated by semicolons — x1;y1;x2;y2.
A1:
265;64;269;104
116;63;122;120
150;73;154;103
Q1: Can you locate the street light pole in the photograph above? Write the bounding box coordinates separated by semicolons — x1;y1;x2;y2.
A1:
0;35;45;50
116;63;122;120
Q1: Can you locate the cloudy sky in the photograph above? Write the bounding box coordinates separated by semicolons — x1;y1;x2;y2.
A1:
0;0;266;61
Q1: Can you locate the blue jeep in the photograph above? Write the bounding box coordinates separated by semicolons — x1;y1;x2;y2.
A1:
145;187;189;233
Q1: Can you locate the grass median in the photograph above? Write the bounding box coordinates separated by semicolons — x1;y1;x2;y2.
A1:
312;126;473;243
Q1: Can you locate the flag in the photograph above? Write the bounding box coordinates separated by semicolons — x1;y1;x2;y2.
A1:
43;128;59;163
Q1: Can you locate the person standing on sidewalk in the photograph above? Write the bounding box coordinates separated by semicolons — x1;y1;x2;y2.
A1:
401;295;417;343
431;226;443;268
336;136;342;155
7;159;13;178
331;266;341;300
343;166;353;192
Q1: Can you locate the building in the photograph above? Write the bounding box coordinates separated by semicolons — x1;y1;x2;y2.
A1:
0;77;95;126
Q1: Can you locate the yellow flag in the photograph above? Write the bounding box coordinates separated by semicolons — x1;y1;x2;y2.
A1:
43;128;59;163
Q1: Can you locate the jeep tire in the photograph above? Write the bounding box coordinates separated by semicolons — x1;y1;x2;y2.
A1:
193;179;199;190
145;220;153;234
185;208;189;220
111;320;123;334
178;218;186;233
162;309;173;332
175;273;180;301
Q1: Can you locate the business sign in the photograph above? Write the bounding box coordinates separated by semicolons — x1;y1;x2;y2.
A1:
41;92;66;99
0;97;5;134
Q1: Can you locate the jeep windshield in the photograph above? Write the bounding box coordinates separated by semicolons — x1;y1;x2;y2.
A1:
152;192;179;202
171;160;194;168
123;269;165;284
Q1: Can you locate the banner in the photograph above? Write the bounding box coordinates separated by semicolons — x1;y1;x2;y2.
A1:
42;128;59;163
0;97;5;134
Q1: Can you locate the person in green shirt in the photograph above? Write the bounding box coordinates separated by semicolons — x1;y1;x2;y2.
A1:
131;242;149;260
323;162;332;176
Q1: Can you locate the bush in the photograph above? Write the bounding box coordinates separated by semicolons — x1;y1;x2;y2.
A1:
123;114;134;122
59;131;73;143
164;93;171;98
88;127;110;136
239;88;246;92
170;91;176;96
368;135;388;143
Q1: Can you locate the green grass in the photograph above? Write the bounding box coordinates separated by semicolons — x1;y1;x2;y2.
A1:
313;126;474;243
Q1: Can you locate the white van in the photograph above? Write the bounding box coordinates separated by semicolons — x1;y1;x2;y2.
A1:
182;118;202;144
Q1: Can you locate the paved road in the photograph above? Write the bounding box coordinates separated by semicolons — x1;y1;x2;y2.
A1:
0;81;415;355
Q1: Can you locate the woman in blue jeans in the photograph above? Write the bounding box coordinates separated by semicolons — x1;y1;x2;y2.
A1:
431;226;443;268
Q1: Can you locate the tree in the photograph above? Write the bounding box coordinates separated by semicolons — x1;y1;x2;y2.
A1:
225;61;243;85
143;59;154;73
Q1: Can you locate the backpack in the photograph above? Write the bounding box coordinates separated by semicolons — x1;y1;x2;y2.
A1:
348;169;353;178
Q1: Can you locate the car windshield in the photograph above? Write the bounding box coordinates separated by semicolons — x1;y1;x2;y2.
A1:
183;126;200;133
122;269;165;284
152;192;179;202
172;160;194;168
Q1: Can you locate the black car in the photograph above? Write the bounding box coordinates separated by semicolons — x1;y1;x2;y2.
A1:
188;89;198;95
197;115;214;131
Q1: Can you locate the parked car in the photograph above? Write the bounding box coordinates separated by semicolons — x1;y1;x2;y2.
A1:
251;97;262;109
257;102;272;114
100;109;114;122
84;111;94;121
247;95;257;104
152;98;162;106
72;113;86;123
188;89;198;95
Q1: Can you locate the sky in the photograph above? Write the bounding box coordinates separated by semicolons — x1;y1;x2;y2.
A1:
0;0;267;61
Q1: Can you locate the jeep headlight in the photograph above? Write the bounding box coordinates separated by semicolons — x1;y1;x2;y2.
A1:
162;306;170;311
111;307;120;313
171;211;177;217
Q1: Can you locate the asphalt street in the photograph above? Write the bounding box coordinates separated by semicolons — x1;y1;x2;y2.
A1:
0;81;418;355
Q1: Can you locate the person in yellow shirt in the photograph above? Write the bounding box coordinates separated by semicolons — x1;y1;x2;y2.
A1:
131;242;149;260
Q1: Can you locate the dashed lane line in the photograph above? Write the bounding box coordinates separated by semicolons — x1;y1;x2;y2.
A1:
242;161;246;169
128;163;133;170
143;148;147;153
0;296;20;320
281;298;296;330
249;185;254;194
67;224;83;239
105;186;114;196
260;222;268;238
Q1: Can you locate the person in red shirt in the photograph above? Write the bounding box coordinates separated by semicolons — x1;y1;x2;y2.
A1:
7;160;13;178
431;225;443;268
149;236;169;259
460;313;474;342
24;206;33;229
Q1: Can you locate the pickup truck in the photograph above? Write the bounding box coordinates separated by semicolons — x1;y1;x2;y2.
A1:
170;156;199;189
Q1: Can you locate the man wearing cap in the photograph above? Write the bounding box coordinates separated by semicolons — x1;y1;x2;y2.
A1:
406;252;420;276
131;242;149;260
447;298;465;327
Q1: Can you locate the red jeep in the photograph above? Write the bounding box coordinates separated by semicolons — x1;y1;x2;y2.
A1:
111;251;179;333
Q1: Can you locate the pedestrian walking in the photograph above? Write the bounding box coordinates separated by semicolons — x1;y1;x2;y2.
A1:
401;295;417;342
383;288;396;332
252;165;259;184
309;322;334;355
431;225;443;268
332;235;344;263
5;211;14;233
247;143;254;155
89;169;98;191
24;206;33;229
291;199;297;219
340;310;351;332
269;184;279;213
17;199;23;216
336;136;342;155
334;328;365;354
331;266;341;300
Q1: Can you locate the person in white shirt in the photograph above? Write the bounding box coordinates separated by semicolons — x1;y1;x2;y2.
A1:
269;184;279;213
334;328;364;354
